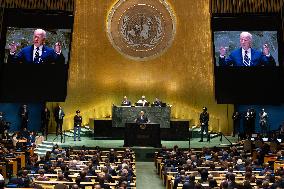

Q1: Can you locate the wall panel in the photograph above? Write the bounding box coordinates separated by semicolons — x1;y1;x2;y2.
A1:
49;0;234;134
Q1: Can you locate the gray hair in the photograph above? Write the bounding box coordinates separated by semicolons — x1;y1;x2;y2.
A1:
240;32;252;41
34;29;46;39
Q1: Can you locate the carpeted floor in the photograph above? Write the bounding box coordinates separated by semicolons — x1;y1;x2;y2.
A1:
136;162;164;189
46;134;238;149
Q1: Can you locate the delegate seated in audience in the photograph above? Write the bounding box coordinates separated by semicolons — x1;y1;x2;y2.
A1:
36;170;50;181
63;171;73;182
153;97;162;107
108;148;118;163
97;175;111;189
104;163;117;177
75;171;91;188
173;170;186;189
27;131;36;146
208;174;218;188
13;170;32;188
94;184;102;189
57;173;68;181
122;147;134;161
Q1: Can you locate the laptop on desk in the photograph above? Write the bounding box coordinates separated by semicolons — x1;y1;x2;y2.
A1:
135;103;143;106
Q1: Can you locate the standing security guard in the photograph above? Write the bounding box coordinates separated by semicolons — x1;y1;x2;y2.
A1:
199;107;210;142
74;110;82;141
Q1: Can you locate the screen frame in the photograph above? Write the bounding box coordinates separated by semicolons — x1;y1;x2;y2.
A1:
211;13;284;104
0;8;74;102
211;13;283;68
0;8;74;66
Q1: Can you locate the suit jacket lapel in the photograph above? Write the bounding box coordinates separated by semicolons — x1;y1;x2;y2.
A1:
251;48;255;66
41;45;46;60
238;48;243;66
30;45;34;63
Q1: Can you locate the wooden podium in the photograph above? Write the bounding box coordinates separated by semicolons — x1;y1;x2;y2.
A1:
124;122;161;148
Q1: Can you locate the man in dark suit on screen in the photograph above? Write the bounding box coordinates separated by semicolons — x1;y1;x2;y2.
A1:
7;29;65;64
219;32;276;67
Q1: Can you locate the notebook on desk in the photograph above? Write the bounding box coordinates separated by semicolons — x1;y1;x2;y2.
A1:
151;102;167;107
161;103;167;107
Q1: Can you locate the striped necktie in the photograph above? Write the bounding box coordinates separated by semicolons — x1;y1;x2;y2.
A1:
243;50;250;66
34;47;40;64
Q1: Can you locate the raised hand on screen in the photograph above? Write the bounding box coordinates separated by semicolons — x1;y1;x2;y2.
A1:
262;44;270;56
9;41;18;54
219;46;226;56
54;42;62;54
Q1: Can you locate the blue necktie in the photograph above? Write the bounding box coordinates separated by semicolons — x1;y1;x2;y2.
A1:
34;47;40;64
243;50;250;66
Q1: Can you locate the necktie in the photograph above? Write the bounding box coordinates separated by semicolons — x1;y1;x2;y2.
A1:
243;50;250;66
34;47;40;64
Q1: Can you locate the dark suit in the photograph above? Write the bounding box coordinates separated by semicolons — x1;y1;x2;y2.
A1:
244;110;256;137
200;111;209;141
19;106;29;130
153;100;162;107
41;109;50;136
7;45;65;64
54;107;65;135
136;115;148;124
121;100;131;106
232;112;241;137
219;48;276;66
74;114;82;141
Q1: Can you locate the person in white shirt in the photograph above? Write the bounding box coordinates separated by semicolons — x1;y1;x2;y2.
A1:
136;95;148;106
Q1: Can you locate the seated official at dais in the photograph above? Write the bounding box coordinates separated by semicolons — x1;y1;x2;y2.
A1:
121;96;131;106
136;95;149;106
152;97;162;107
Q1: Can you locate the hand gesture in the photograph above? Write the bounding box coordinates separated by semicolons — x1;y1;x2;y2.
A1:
9;42;17;54
219;46;226;56
54;42;62;54
262;44;270;56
